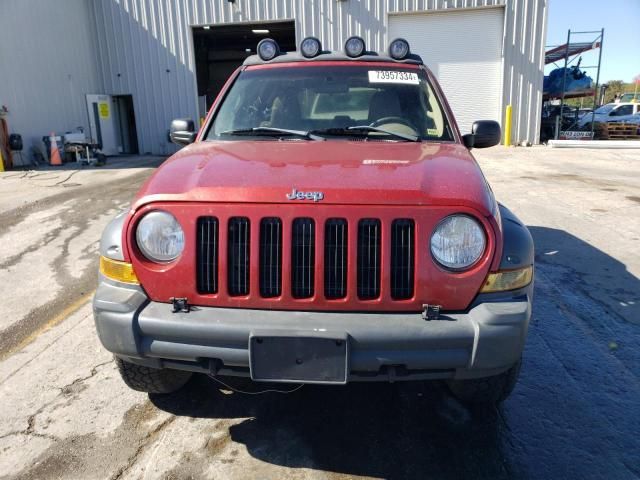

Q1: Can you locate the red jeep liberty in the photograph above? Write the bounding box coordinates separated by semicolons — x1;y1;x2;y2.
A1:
94;37;533;404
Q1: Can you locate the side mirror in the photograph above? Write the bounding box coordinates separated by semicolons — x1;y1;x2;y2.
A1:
464;120;501;149
169;118;197;146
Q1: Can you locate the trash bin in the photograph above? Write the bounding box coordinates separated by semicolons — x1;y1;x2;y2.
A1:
9;134;23;151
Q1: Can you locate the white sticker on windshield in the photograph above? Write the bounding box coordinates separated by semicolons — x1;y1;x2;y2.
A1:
368;70;419;84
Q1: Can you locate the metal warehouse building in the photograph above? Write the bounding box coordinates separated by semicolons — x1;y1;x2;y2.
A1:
0;0;547;158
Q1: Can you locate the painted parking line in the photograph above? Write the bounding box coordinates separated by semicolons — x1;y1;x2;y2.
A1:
0;289;96;362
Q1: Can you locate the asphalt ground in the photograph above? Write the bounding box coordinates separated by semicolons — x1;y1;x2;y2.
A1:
0;147;638;479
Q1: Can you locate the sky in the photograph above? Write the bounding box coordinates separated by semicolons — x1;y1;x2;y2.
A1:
545;0;640;83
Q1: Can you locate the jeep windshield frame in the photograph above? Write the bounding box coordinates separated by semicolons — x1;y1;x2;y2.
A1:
203;62;457;143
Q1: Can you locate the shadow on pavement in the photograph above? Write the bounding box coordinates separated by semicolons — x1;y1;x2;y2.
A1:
152;377;510;479
529;226;639;326
149;226;640;479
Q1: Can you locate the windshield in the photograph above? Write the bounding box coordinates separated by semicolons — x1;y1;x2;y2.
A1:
593;104;615;114
206;65;454;142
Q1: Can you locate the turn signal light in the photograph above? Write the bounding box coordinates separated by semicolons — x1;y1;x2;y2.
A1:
100;256;139;284
480;266;533;293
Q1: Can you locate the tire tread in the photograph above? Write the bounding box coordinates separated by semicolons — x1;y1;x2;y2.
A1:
447;359;522;404
115;357;191;394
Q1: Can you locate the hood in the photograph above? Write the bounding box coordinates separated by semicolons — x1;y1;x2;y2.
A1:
133;140;494;215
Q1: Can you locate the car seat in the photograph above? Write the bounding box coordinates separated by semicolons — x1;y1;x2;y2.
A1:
268;94;302;130
367;90;402;124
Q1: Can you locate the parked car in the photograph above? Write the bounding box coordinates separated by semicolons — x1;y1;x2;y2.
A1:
94;37;534;405
577;102;640;128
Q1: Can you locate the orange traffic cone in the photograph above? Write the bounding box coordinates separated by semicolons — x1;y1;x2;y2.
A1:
49;132;62;166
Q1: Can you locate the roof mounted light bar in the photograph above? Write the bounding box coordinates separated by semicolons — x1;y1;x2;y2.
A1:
251;37;415;63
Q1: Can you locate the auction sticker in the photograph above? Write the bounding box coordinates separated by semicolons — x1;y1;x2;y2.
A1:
368;70;419;84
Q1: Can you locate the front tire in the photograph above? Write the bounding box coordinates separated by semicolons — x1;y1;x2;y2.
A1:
446;358;522;405
115;357;192;394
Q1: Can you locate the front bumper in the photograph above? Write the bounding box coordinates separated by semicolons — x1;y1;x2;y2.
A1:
93;276;531;382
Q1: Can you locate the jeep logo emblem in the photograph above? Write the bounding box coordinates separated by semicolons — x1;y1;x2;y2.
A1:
286;188;324;202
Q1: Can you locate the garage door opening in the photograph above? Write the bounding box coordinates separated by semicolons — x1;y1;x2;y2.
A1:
193;21;296;118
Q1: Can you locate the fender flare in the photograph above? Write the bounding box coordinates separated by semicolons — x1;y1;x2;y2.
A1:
100;211;128;261
498;203;534;270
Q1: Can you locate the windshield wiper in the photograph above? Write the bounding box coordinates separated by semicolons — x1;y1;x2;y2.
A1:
348;125;419;142
311;126;419;142
220;127;323;141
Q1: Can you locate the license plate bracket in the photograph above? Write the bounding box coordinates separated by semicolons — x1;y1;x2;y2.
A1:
249;331;349;384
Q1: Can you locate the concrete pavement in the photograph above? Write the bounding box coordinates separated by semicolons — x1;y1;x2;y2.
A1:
0;157;163;357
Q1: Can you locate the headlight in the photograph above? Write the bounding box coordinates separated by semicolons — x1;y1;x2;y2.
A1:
430;215;486;270
136;211;185;262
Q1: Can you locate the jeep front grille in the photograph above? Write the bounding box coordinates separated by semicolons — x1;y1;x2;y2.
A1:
195;215;416;302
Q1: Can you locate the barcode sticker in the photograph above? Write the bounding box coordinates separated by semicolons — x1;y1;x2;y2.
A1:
368;70;419;84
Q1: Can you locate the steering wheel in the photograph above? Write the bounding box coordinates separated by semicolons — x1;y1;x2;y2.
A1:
370;116;418;133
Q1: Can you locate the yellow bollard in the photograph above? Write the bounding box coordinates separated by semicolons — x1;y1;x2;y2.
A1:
0;149;5;172
504;104;512;146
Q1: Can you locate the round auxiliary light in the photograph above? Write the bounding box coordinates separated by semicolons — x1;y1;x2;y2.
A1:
430;215;486;271
136;211;185;263
389;38;410;60
257;38;280;61
300;36;322;58
344;36;366;58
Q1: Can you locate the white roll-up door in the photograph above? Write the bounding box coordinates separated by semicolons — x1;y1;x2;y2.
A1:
389;8;504;134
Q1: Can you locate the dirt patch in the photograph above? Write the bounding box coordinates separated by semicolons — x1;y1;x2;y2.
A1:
7;401;171;480
158;420;237;479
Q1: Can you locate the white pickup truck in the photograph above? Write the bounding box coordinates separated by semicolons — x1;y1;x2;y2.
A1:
577;102;640;127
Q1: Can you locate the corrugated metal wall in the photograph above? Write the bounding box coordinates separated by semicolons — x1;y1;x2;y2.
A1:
502;0;548;145
0;0;104;161
91;0;547;153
